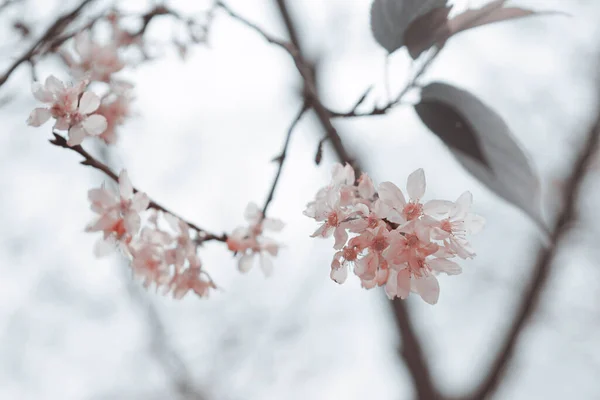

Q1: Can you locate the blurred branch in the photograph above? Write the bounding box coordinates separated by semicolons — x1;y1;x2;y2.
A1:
463;101;600;400
270;1;441;399
94;144;209;400
262;102;308;217
0;0;96;87
123;274;209;400
49;132;227;243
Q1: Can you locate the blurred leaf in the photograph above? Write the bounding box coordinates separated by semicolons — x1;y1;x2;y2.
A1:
415;100;489;167
416;82;546;231
448;0;546;36
370;0;448;54
404;6;452;59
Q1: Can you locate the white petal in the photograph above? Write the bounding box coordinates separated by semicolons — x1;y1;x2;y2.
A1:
428;258;462;275
396;268;411;299
88;187;117;208
45;75;64;94
450;191;472;220
244;202;261;223
81;114;107;135
423;200;453;215
124;212;141;234
414;275;440;305
79;91;101;114
119;170;133;199
259;253;274;277
331;265;348;284
54;117;70;131
27;108;52;127
406;168;426;200
32;82;53;102
378;181;406;207
67;125;87;146
464;214;485;235
131;192;150;212
333;227;348;250
385;269;398;299
358;174;376;199
74;31;92;57
238;253;254;273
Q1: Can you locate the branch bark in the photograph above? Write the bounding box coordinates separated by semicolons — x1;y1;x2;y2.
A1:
464;106;600;400
0;0;97;87
271;1;441;398
50;132;227;242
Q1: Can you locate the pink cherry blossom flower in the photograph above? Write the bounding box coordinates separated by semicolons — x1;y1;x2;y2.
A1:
96;83;133;144
378;169;452;225
128;240;171;289
305;163;484;305
430;191;485;259
352;225;393;282
63;32;125;83
167;257;216;299
86;170;150;248
163;213;196;269
27;75;108;146
304;188;355;249
226;202;283;276
386;256;462;304
330;240;362;284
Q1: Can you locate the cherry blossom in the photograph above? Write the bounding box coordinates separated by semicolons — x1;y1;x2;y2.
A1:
63;32;125;83
167;258;217;299
96;83;133;144
226;202;284;276
27;75;108;146
86;170;150;247
305;162;485;305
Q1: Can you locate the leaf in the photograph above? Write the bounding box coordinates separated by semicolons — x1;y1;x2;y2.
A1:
448;0;547;36
415;100;489;168
416;82;547;232
370;0;448;54
404;5;452;59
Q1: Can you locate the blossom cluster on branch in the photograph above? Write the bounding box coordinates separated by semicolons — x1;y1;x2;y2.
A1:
304;163;484;304
23;8;285;298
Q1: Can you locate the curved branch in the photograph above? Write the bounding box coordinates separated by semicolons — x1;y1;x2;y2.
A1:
464;108;600;400
50;133;227;242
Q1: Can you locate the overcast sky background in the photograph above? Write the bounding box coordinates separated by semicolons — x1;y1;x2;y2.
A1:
1;0;600;399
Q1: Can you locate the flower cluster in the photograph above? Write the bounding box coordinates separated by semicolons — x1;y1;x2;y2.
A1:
304;163;484;305
28;20;134;145
226;203;284;277
87;170;216;298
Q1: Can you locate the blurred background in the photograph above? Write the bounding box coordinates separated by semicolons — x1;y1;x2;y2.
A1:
1;0;600;399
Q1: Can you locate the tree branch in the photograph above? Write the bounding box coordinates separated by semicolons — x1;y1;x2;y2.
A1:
464;107;600;400
269;1;440;399
49;133;227;243
262;103;308;217
0;0;97;87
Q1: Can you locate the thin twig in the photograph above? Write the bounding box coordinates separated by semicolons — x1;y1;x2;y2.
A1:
49;133;227;242
0;0;97;87
262;103;309;217
329;47;441;118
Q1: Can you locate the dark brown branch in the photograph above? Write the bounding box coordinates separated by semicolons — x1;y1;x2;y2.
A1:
262;103;308;217
0;0;97;87
269;2;440;399
464;111;600;400
49;133;227;242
